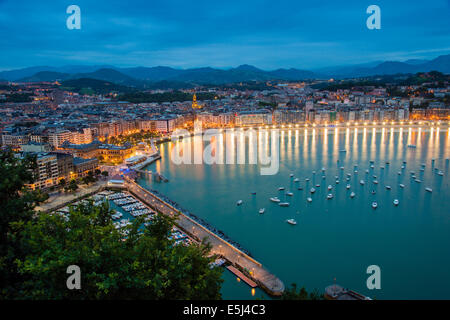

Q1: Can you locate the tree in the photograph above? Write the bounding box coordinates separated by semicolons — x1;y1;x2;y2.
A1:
1;149;223;300
101;171;109;177
281;283;324;300
15;202;223;299
0;150;47;298
67;179;78;192
94;169;101;176
58;179;66;187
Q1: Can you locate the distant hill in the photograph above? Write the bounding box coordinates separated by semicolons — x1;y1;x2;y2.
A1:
3;54;450;84
60;78;136;95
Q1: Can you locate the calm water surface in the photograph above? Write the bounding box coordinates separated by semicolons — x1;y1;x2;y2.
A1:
137;127;450;299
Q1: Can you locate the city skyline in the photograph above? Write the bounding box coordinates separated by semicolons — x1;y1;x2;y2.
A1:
1;0;450;70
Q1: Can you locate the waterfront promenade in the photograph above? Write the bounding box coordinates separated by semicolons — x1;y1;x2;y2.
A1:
125;179;285;296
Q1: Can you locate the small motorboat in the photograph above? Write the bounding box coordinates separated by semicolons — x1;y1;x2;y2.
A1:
286;219;297;225
297;187;303;191
399;184;405;188
380;166;385;169
278;187;285;191
315;184;320;187
259;208;265;214
373;180;378;184
415;179;422;183
393;199;399;206
372;202;378;209
360;180;365;185
386;186;391;190
425;187;433;193
290;174;294;177
279;202;290;207
438;171;444;176
350;192;356;198
237;200;243;206
286;192;293;196
371;190;376;195
327;194;333;200
270;197;281;203
310;188;316;194
328;185;333;190
307;197;312;202
305;178;310;182
335;180;340;184
398;172;402;175
346;184;351;189
294;178;300;182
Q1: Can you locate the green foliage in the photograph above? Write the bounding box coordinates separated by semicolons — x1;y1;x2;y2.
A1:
0;150;46;298
281;283;324;300
118;91;216;103
0;150;223;299
14;202;223;299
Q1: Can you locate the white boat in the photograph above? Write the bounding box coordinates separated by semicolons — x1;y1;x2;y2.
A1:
335;180;340;184
259;208;265;214
321;167;326;172
307;197;312;202
438;171;444;176
370;165;374;169
399;184;405;188
286;219;297;225
425;187;433;193
312;171;316;174
350;192;356;198
380;166;385;169
365;169;369;173
373;180;378;184
279;202;290;207
327;194;333;200
294;178;300;182
354;170;358;173
270;197;281;203
310;188;316;193
236;200;243;206
278;187;285;191
415;179;422;183
305;178;310;182
340;149;347;153
360;180;365;185
286;192;293;196
346;184;351;189
328;185;333;190
386;186;391;190
290;173;294;177
372;202;378;209
340;166;344;170
398;172;402;175
393;199;399;206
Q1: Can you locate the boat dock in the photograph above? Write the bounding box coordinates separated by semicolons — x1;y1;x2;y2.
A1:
125;179;285;296
227;266;257;288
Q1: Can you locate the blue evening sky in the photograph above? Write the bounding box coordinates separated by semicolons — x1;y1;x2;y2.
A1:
0;0;449;70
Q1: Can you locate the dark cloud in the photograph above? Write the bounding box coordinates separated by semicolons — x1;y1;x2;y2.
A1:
0;0;449;70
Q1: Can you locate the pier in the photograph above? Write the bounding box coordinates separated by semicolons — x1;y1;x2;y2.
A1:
227;266;257;288
125;179;285;296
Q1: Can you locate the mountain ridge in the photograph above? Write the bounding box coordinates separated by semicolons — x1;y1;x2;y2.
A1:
3;54;449;84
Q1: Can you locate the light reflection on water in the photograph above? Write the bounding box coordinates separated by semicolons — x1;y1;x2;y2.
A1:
139;128;450;299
